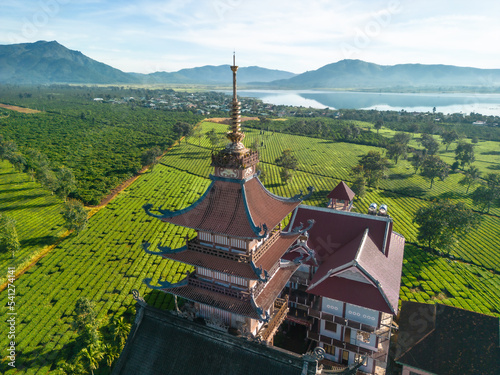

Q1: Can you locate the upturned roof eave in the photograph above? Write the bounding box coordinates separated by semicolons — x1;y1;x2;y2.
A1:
142;179;216;220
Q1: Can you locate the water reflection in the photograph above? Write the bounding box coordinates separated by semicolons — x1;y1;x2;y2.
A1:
236;90;500;116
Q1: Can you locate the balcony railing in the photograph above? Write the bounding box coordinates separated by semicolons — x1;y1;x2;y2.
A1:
288;289;315;307
289;272;311;287
307;332;390;364
257;296;289;343
287;306;312;325
251;229;280;263
288;294;309;306
308;307;389;335
188;239;249;262
250;279;266;298
188;277;250;301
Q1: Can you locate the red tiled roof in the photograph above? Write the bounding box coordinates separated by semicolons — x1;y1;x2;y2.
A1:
291;205;405;314
245;178;302;232
306;230;366;284
357;232;405;313
308;277;393;314
327;181;355;201
167;284;259;319
254;233;301;272
290;205;392;262
161;179;259;238
255;264;299;311
151;176;302;239
165;265;299;319
161;249;257;279
307;232;405;314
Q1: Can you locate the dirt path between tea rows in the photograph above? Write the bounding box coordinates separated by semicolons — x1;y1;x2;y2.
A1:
0;103;42;113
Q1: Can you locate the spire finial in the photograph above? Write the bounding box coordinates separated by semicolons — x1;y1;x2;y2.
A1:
226;52;246;153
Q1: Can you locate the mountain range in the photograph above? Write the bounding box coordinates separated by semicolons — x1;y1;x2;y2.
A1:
1;40;500;89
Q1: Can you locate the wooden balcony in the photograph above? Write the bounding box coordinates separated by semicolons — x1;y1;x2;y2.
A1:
288;290;314;307
307;307;389;335
307;330;390;365
188;239;249;262
257;296;289;343
188;276;250;301
286;306;313;327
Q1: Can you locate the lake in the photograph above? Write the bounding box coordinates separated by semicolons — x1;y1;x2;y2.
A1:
232;90;500;116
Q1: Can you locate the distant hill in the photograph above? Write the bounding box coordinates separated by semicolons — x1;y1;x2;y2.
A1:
132;65;296;85
267;59;500;89
0;41;295;85
1;41;500;89
0;40;137;84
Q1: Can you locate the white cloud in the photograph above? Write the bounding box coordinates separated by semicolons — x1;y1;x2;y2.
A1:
1;0;499;72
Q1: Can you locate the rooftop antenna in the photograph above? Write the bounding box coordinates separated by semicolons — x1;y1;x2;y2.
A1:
231;51;238;100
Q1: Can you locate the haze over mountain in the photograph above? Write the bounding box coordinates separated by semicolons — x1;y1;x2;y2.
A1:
0;41;295;85
0;41;136;85
1;41;500;90
131;65;296;85
267;59;500;89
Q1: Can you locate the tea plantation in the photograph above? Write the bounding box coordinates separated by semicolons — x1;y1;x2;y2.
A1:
0;121;499;374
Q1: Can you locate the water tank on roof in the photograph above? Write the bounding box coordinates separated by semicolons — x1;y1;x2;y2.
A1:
379;204;388;216
368;203;377;215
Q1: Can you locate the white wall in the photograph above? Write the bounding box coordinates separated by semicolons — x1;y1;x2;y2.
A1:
321;297;344;316
345;303;379;327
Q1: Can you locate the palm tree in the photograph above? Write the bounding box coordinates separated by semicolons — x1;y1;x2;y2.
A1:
102;343;119;367
57;362;86;375
113;316;131;347
79;344;103;375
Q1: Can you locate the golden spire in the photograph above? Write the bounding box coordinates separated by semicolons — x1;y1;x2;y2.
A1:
226;52;247;154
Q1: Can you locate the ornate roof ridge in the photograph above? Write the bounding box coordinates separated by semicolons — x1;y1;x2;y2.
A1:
242;182;268;238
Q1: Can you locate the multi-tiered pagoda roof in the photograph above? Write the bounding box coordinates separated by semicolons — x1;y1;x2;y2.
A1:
141;54;313;324
144;175;311;239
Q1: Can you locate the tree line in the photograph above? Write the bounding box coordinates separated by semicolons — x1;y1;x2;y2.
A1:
0;135;89;245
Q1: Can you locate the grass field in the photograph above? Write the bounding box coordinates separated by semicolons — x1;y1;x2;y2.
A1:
0;120;499;374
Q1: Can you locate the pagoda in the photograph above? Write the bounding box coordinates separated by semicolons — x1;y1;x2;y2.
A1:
142;55;314;341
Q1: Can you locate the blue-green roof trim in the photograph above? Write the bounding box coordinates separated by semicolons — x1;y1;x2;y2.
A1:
143;179;215;220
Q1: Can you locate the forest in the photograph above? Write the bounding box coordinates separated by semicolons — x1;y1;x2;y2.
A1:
0;85;204;204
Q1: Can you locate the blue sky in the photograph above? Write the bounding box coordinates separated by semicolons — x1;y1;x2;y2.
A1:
2;0;499;74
